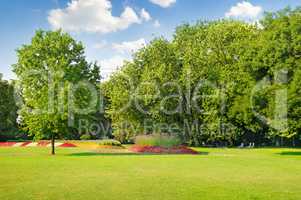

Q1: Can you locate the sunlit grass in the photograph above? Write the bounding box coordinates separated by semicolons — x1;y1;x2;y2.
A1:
0;147;301;200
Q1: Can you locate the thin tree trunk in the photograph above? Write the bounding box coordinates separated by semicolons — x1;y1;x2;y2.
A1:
51;134;55;155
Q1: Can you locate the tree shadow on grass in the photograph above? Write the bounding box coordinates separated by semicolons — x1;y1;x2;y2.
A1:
277;151;301;156
68;152;141;157
67;152;209;157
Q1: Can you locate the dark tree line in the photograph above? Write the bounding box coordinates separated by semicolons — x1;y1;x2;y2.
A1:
0;74;22;141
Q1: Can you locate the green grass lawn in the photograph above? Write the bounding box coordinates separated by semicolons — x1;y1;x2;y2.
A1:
0;147;301;200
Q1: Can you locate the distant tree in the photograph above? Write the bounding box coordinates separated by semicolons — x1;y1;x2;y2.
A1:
13;30;101;154
0;74;18;140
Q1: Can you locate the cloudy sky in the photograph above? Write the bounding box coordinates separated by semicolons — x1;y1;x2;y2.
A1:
1;0;300;80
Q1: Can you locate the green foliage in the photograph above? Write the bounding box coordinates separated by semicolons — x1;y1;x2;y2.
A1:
135;134;181;148
98;139;122;146
80;134;92;140
103;8;301;146
0;75;19;141
12;30;101;153
0;129;30;142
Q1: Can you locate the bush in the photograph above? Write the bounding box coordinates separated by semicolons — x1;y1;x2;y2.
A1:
135;134;181;148
98;139;122;146
0;129;31;142
80;134;91;140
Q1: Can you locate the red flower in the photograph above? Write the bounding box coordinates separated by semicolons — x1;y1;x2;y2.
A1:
130;145;198;154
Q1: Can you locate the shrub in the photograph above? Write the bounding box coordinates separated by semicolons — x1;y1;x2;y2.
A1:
135;134;181;148
0;129;31;142
80;134;91;140
98;139;122;146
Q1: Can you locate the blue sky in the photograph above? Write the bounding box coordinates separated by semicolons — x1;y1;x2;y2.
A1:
0;0;300;80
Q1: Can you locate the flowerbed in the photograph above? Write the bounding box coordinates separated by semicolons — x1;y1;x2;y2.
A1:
70;140;124;149
98;145;125;149
37;141;50;146
130;145;198;154
59;142;77;147
0;141;77;148
0;142;16;147
20;142;32;146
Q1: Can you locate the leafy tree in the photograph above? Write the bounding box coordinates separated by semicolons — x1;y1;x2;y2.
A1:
262;7;301;144
0;74;18;141
13;30;100;154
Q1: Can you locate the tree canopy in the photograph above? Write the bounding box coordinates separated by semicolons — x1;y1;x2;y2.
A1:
103;8;301;146
13;30;101;154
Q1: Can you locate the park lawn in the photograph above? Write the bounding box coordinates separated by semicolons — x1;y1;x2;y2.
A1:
0;147;301;200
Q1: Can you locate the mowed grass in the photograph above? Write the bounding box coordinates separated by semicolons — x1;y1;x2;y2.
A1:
0;147;301;200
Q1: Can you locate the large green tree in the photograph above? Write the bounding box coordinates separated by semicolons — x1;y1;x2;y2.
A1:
13;30;100;154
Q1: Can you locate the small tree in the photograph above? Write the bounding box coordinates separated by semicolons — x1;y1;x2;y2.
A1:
13;30;100;154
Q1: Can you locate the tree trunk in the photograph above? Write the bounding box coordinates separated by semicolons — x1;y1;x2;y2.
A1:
51;134;55;155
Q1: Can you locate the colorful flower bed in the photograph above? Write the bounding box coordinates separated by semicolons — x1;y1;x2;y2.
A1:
0;141;77;148
70;140;124;149
37;141;50;146
20;142;32;147
0;142;16;147
59;143;77;147
98;145;125;149
130;145;198;154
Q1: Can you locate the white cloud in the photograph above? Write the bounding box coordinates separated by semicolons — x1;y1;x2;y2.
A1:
153;20;160;28
48;0;142;33
100;56;128;79
98;38;147;79
112;38;146;54
140;8;151;21
149;0;176;8
225;1;262;19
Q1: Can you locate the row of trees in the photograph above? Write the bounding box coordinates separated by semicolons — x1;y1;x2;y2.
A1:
1;8;300;153
103;8;301;146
